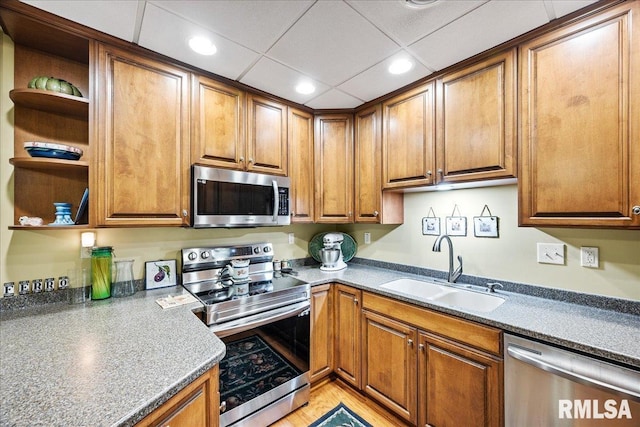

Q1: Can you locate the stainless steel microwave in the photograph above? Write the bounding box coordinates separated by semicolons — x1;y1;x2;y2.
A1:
191;165;291;228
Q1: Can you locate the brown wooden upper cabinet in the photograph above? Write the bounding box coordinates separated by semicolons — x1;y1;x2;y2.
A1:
288;107;315;223
519;1;640;228
246;94;288;176
192;82;288;176
95;44;191;227
382;82;436;189
314;114;354;223
355;105;403;224
436;48;517;184
191;75;245;171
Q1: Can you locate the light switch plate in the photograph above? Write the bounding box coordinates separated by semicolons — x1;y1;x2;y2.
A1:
364;232;371;244
537;243;565;265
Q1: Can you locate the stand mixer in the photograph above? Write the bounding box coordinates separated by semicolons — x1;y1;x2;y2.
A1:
319;233;348;271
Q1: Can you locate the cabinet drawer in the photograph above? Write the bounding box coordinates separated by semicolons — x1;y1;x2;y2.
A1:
363;292;501;356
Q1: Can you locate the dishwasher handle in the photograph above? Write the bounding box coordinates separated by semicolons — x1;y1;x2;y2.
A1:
507;345;640;400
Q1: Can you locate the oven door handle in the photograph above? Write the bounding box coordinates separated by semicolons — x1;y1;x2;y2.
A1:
209;301;310;337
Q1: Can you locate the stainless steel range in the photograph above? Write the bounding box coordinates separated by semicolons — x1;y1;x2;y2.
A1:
181;243;310;427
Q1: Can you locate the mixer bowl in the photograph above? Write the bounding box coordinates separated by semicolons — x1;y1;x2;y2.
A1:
320;248;340;266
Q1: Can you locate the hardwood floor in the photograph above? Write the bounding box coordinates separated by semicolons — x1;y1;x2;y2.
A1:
270;378;411;427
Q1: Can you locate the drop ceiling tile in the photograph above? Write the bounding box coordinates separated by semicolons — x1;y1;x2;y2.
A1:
347;0;488;46
306;89;363;110
339;51;432;102
240;57;330;105
547;0;598;18
22;0;139;41
268;0;398;86
409;0;550;71
150;0;314;53
138;3;259;81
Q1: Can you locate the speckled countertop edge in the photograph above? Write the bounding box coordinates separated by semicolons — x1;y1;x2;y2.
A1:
0;286;224;427
291;262;640;369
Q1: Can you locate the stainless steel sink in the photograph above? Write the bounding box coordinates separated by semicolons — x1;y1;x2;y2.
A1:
379;277;505;313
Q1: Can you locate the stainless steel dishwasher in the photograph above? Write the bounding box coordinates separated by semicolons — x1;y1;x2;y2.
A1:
504;334;640;426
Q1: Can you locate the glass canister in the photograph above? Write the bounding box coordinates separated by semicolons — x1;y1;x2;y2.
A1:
91;246;113;299
112;259;136;297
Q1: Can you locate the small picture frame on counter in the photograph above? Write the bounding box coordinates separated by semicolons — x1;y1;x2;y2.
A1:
145;259;177;290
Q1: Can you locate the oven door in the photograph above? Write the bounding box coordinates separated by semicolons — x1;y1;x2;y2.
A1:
216;302;310;427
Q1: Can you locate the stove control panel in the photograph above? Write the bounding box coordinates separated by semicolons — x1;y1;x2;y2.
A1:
182;242;274;271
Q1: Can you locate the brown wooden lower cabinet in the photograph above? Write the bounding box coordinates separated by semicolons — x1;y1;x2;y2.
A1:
310;284;333;383
136;365;219;427
418;332;503;427
334;284;361;388
362;309;418;425
361;291;503;427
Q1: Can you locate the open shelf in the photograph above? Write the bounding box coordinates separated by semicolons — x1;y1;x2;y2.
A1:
9;224;91;230
10;88;88;118
10;157;88;170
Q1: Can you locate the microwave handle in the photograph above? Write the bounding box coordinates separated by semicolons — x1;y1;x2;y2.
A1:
272;180;279;223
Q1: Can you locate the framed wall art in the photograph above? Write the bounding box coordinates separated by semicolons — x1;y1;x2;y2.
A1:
473;205;499;238
422;207;440;236
445;204;467;236
145;259;177;289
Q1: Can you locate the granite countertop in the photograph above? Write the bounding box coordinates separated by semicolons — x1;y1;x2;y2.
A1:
293;263;640;369
0;287;225;427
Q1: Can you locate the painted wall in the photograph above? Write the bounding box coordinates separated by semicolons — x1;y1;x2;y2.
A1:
342;186;640;300
2;33;639;300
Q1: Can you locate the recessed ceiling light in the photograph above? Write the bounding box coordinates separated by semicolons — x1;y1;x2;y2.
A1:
388;58;414;75
404;0;439;8
188;36;217;55
295;81;316;95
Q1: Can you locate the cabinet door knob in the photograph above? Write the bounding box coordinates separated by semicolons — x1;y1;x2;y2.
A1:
408;339;414;347
182;209;188;217
419;343;425;351
353;297;358;305
633;206;640;215
373;210;379;217
220;401;227;413
248;158;254;164
437;168;443;175
291;211;295;217
239;156;244;162
427;170;432;176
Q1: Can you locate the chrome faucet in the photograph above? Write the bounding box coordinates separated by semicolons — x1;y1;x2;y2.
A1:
432;234;463;284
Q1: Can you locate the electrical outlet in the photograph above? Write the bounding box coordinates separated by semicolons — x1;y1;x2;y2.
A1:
288;233;294;244
537;243;565;265
364;232;371;244
580;247;599;268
